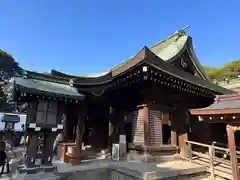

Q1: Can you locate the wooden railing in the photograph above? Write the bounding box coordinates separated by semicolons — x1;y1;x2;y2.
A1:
184;140;240;180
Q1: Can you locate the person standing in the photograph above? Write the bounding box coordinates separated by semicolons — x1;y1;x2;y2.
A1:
53;132;64;155
0;141;9;177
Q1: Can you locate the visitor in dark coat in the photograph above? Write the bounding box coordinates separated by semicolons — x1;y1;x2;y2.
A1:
0;141;9;176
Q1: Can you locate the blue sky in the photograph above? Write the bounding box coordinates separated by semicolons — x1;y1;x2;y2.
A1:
0;0;239;74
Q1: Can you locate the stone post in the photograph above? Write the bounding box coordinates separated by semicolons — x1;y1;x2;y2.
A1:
119;115;127;160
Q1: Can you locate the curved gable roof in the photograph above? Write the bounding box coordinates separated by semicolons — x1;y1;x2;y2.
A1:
150;30;210;81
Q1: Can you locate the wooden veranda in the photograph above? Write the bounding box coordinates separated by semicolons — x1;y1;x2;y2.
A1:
190;94;240;180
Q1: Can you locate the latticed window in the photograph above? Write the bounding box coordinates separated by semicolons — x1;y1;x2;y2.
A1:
47;101;57;124
36;100;58;124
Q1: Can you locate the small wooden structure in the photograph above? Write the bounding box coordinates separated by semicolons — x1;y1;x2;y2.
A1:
191;93;240;180
5;72;85;165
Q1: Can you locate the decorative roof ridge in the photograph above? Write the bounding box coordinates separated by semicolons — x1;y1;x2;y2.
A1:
150;25;190;49
110;25;190;71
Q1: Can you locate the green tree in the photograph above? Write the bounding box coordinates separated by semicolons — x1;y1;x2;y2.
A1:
0;49;22;78
0;49;23;112
222;60;240;79
204;60;240;81
204;66;223;81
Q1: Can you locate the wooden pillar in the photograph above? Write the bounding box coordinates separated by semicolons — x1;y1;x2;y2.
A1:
42;132;56;165
178;131;188;151
26;133;38;167
63;116;68;141
108;107;117;154
108;108;126;157
119;116;126;135
170;112;177;146
76;113;86;150
143;105;150;146
226;125;239;180
63;112;73;141
172;109;189;156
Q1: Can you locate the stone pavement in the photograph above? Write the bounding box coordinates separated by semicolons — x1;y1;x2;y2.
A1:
0;146;25;180
0;160;18;180
0;156;214;180
55;159;209;180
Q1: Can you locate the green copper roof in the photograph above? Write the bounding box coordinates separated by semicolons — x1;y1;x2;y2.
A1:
14;77;85;100
51;27;209;82
150;31;188;61
110;29;189;71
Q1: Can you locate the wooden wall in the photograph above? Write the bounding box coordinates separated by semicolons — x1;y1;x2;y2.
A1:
131;109;144;144
149;109;163;145
129;106;166;146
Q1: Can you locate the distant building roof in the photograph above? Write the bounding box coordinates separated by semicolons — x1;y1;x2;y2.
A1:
191;93;240;115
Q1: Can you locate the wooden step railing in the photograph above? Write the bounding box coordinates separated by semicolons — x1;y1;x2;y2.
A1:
183;140;240;180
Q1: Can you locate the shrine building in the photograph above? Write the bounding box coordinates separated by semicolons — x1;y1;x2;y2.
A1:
4;28;234;164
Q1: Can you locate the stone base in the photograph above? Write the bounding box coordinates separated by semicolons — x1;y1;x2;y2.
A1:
127;150;155;163
16;165;60;180
119;143;127;160
142;153;155;163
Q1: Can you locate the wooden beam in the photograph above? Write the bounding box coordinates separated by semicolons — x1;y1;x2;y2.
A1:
191;108;240;115
226;125;239;180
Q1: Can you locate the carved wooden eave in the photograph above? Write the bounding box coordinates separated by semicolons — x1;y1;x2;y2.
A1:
109;46;232;97
50;47;232;97
48;30;233;97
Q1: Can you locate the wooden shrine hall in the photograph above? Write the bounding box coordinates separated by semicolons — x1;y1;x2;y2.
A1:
5;28;234;164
